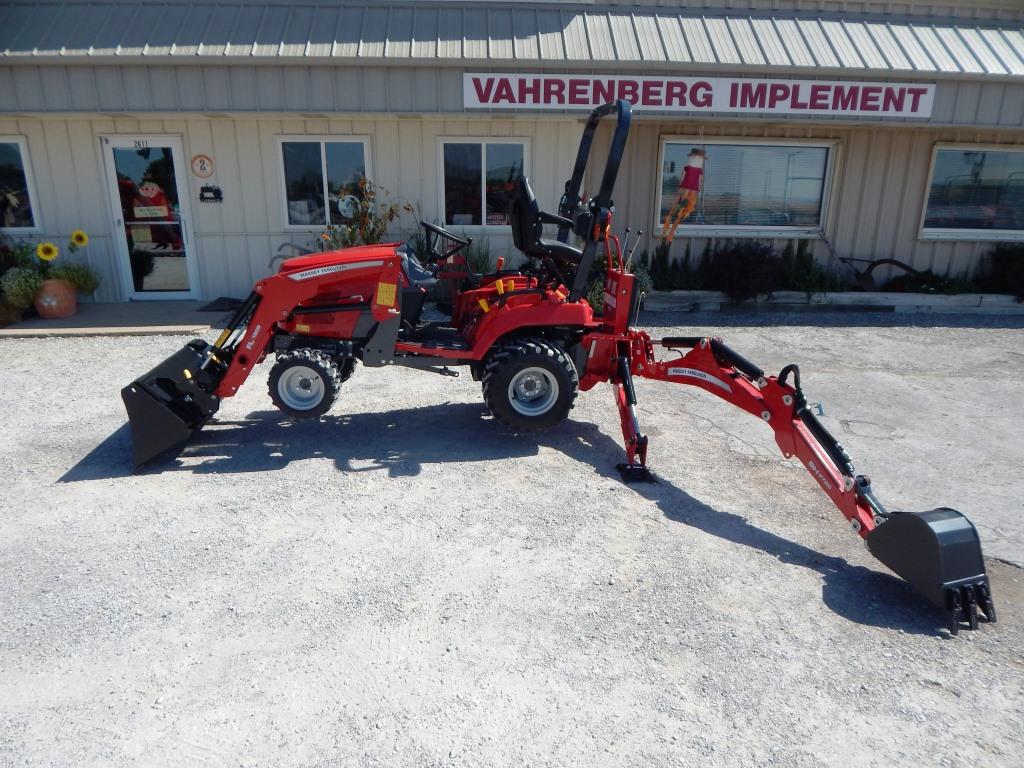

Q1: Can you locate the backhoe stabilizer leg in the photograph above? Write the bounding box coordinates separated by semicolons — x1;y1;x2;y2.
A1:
612;354;655;483
639;335;995;632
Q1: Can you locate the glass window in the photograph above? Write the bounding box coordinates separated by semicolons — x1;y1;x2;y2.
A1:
0;138;38;230
657;140;831;236
922;147;1024;239
442;141;525;226
281;139;368;227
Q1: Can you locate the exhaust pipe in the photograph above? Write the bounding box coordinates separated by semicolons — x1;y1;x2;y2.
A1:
121;339;223;467
866;508;995;634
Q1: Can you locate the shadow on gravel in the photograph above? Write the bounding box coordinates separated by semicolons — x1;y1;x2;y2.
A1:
62;402;946;636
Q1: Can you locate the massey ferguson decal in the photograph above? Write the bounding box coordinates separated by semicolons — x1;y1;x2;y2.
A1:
666;367;733;393
286;260;385;282
464;74;934;118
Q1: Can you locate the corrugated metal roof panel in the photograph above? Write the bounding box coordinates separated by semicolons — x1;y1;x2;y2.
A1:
704;17;740;65
933;25;984;73
796;19;839;68
436;7;463;60
957;27;1007;75
865;23;912;70
843;22;889;70
656;16;688;63
512;10;540;61
536;8;565;61
385;6;414;59
750;19;790;67
333;5;365;58
979;28;1024;75
486;8;514;60
358;7;388;59
727;18;766;67
561;10;589;60
911;26;959;72
679;17;713;63
306;6;342;58
3;2;1022;81
585;13;616;61
631;14;665;62
820;21;864;69
889;24;938;71
772;19;817;67
196;5;241;58
280;6;317;58
608;14;641;61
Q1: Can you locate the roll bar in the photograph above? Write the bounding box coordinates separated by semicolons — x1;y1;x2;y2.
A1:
557;99;633;244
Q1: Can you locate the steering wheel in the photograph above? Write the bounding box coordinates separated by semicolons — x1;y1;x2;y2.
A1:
420;221;471;263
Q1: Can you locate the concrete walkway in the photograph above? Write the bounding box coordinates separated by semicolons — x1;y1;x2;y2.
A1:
0;301;226;338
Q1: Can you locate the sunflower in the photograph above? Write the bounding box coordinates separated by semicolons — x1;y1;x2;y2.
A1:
70;229;89;247
36;242;59;261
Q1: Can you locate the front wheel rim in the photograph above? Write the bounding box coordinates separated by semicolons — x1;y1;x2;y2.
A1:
278;365;325;411
507;366;559;417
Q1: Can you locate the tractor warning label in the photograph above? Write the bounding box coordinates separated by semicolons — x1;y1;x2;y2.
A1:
667;367;732;393
375;282;397;307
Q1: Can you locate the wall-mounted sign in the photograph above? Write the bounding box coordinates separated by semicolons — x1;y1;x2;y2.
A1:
190;154;214;178
464;74;934;118
199;185;223;203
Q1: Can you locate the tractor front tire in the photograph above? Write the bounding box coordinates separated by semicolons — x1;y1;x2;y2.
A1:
483;338;578;431
268;349;341;419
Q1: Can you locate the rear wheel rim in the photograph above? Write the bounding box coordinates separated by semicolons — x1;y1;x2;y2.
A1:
507;366;559;417
278;365;325;411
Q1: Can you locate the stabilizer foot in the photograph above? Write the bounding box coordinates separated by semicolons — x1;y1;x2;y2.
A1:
616;463;656;484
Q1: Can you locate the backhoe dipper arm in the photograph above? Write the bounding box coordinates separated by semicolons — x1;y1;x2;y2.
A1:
605;332;995;634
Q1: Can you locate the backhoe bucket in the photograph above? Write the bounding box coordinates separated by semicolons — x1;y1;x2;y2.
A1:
866;508;995;633
121;340;222;467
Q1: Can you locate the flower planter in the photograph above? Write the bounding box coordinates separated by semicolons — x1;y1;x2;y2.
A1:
33;278;77;319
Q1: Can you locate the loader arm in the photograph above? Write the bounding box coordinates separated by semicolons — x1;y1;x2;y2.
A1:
583;327;996;634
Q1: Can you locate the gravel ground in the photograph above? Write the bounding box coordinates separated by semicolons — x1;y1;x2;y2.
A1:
1;312;1022;767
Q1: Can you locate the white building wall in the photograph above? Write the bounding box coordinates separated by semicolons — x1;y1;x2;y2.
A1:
0;114;581;301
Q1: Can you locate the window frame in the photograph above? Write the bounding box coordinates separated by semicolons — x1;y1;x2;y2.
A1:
276;135;373;232
0;135;42;233
918;142;1024;242
654;136;839;240
436;137;531;231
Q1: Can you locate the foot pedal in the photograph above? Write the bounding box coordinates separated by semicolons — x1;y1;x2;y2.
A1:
616;463;656;484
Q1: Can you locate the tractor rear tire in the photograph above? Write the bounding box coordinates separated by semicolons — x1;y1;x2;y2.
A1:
268;349;341;419
483;337;578;431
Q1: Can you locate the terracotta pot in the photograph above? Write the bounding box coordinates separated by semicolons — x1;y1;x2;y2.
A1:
34;279;78;319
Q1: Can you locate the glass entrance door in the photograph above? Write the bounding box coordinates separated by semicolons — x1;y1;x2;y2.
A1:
102;137;198;298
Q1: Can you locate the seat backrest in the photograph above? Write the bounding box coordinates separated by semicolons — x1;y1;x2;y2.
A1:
510;176;543;253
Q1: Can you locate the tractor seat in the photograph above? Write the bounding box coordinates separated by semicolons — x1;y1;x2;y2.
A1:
510;177;583;269
396;244;438;290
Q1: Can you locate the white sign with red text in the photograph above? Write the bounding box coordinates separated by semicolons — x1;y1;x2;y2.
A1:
464;73;934;118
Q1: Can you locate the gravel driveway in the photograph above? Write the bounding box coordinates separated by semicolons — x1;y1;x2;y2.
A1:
1;312;1022;767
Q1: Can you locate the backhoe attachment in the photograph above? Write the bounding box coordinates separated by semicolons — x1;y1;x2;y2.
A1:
594;330;996;634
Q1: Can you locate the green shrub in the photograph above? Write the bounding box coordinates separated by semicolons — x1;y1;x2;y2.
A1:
701;240;784;302
0;267;43;309
977;243;1024;301
49;263;100;294
463;238;492;274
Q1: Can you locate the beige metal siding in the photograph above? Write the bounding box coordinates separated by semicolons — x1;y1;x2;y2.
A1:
602;120;1023;282
0;114;579;301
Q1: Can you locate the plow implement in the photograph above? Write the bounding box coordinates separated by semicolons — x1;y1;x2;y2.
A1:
121;99;995;634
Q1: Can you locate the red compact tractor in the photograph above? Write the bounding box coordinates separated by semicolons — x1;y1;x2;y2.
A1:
124;102;995;634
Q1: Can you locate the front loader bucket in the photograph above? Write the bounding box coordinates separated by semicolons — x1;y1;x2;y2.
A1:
866;508;995;633
121;340;222;467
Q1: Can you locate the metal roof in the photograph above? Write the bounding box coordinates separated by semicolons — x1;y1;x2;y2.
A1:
1;2;1023;79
